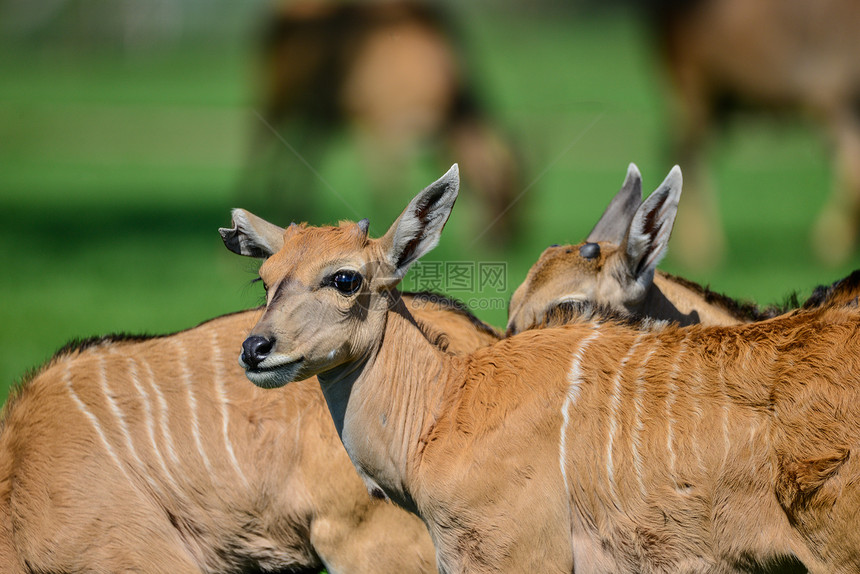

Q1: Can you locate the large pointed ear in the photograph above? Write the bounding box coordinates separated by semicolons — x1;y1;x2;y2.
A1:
219;209;285;258
378;164;459;283
586;163;643;243
622;165;682;283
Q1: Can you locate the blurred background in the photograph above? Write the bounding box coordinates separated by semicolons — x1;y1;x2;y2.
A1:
2;0;859;402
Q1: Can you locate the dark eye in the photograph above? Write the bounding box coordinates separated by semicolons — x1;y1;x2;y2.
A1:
330;270;363;295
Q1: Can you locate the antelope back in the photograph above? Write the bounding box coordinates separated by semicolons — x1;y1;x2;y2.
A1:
0;280;494;573
404;291;502;351
546;303;860;572
0;309;322;572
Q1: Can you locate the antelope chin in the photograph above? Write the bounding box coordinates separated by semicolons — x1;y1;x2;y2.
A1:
242;357;304;389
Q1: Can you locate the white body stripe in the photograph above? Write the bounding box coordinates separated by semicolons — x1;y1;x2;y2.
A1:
606;334;643;505
631;340;658;498
211;331;249;488
140;359;183;469
117;351;183;493
98;356;149;473
63;367;135;485
176;339;216;478
691;370;706;475
560;329;600;494
665;335;688;481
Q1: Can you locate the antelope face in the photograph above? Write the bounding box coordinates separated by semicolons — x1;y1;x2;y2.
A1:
243;222;392;388
222;165;460;389
506;240;638;335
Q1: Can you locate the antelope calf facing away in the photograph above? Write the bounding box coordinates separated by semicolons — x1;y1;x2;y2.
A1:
508;163;860;334
507;164;782;334
228;165;860;573
0;289;498;573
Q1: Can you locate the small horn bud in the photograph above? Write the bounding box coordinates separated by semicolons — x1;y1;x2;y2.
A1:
579;242;601;260
358;218;370;235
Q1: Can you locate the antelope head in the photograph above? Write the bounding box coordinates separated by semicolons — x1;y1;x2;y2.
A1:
220;165;460;389
507;164;682;334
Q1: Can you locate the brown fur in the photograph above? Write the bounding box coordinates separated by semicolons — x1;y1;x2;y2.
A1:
231;174;860;572
650;0;860;265
0;292;498;573
249;0;521;244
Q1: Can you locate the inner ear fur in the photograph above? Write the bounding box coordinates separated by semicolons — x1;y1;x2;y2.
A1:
377;164;460;283
622;165;682;281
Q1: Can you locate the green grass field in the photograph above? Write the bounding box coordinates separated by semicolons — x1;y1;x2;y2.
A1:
2;7;858;403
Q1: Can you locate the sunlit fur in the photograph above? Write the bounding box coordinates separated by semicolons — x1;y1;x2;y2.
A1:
0;293;498;573
241;205;860;573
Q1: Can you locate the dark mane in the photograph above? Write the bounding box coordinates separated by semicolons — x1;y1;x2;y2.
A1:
802;269;860;310
526;300;667;333
48;307;265;362
54;333;158;358
661;272;799;321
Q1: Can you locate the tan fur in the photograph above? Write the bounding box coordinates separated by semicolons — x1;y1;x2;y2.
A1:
233;177;860;572
654;0;860;265
0;293;498;573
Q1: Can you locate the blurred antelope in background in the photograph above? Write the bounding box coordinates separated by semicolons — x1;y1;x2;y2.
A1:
649;0;860;267
228;165;860;573
245;0;521;245
0;286;499;573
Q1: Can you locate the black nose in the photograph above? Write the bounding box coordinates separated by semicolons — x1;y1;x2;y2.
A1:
242;335;273;369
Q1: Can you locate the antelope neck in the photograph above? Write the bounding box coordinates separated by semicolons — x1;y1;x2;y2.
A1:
316;294;458;512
